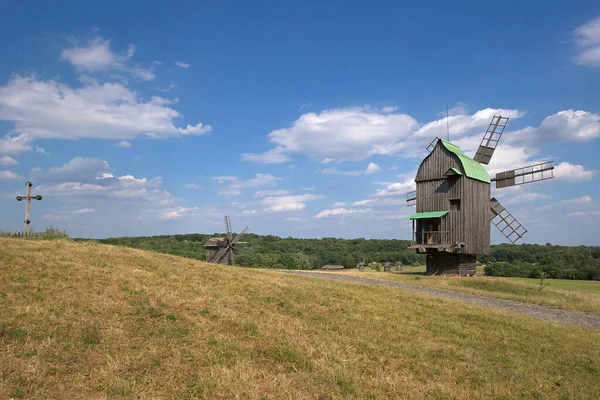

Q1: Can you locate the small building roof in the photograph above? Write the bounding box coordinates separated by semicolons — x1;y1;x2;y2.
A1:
409;210;449;219
321;265;345;270
444;167;463;177
440;140;491;183
204;237;227;247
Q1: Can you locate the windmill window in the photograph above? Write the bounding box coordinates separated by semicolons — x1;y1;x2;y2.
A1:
450;199;461;211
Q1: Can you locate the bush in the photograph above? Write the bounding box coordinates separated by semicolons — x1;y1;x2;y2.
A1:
0;227;69;240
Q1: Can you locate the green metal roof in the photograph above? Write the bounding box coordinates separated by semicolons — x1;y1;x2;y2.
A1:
440;140;490;183
409;210;449;219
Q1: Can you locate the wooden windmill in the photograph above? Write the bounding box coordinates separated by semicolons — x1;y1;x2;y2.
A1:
204;216;249;265
406;115;555;275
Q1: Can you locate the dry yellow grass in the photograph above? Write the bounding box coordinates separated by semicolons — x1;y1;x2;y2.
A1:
323;268;600;315
1;238;600;399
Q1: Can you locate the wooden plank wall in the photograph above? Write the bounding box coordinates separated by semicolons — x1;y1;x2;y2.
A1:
462;179;491;254
414;142;492;254
415;143;466;247
415;177;465;246
415;144;462;182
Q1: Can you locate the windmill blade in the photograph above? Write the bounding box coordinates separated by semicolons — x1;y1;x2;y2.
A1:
211;243;232;264
231;226;249;245
473;115;509;165
492;161;554;189
426;137;439;153
224;215;233;242
406;190;416;206
490;197;527;244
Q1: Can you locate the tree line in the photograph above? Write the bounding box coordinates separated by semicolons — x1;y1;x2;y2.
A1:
78;234;600;280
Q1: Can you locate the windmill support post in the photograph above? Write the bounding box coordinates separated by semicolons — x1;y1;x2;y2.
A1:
426;254;476;276
16;181;43;235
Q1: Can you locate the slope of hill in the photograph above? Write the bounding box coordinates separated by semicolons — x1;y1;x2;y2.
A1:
82;234;600;280
1;238;600;399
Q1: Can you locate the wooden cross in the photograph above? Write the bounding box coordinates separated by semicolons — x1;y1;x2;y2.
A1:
16;181;42;235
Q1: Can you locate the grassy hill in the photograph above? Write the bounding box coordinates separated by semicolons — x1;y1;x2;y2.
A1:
82;233;600;280
1;238;600;399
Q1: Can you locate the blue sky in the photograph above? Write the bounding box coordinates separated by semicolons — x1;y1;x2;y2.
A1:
0;1;599;245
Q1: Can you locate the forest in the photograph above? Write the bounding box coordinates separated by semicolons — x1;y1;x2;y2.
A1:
78;233;600;280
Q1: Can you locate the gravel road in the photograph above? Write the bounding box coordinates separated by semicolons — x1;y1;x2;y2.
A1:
282;271;600;331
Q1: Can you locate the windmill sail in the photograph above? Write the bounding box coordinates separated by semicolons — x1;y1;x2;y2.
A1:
210;226;249;264
426;137;439;153
231;226;249;245
225;215;233;242
406;190;416;206
490;197;527;244
211;243;231;264
492;161;554;189
473;116;509;165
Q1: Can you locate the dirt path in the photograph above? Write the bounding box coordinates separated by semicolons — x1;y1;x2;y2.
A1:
282;271;600;331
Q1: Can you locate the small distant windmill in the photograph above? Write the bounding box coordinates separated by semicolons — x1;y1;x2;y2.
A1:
204;216;249;265
406;115;555;275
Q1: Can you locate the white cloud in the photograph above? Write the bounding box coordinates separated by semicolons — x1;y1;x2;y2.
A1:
554;162;596;182
510;110;600;145
352;199;372;207
31;157;109;183
36;147;49;155
413;108;524;141
0;156;17;166
573;16;600;67
184;183;200;189
242;209;258;216
567;210;600;217
158;83;176;92
115;141;131;148
43;208;96;220
0;133;33;155
259;194;323;212
372;178;416;197
241;147;292;164
158;207;197;220
535;196;592;211
174;61;191;68
247;106;418;163
177;123;212;135
33;157;171;207
246;106;530;164
0;76;211;141
61;37;155;80
299;102;313;112
253;189;290;198
314;207;373;218
321;162;381;176
503;192;550;205
0;170;22;180
212;174;281;196
333;202;347;207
